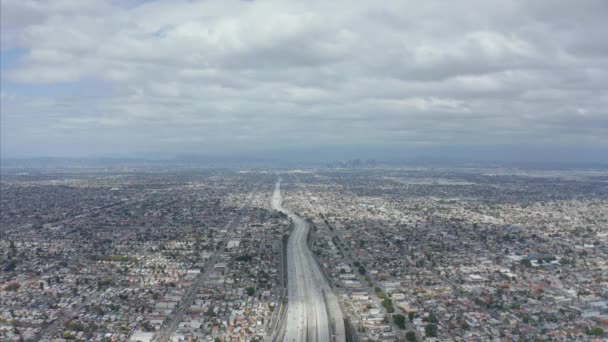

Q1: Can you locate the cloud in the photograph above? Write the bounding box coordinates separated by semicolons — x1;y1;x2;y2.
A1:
1;0;607;158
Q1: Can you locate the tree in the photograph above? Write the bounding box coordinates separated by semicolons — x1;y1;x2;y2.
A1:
3;261;17;272
246;287;255;296
393;314;406;329
425;323;438;337
66;321;84;331
382;298;394;313
358;265;366;275
587;327;604;336
236;255;252;262
408;312;416;322
5;283;20;291
406;331;417;342
520;259;532;268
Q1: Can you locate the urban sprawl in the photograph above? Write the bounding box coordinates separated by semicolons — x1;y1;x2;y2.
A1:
1;167;607;341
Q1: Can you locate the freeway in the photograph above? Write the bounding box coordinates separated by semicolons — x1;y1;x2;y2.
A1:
271;178;345;342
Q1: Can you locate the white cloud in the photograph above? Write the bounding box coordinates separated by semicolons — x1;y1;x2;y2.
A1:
1;0;607;157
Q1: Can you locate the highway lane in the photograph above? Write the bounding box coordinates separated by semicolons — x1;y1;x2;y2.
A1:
271;178;343;342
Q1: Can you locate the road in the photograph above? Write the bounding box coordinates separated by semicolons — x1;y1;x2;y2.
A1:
271;178;345;342
308;176;419;341
154;186;262;342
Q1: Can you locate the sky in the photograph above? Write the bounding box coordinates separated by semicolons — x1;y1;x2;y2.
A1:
1;0;607;162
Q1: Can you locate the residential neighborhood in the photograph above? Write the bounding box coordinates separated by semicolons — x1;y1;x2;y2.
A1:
1;167;607;341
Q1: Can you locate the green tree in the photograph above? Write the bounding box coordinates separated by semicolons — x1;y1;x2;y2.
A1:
425;323;438;337
587;327;604;336
246;287;255;296
406;331;417;342
236;255;252;262
375;288;386;299
66;321;84;331
382;298;394;313
358;265;366;275
393;314;406;329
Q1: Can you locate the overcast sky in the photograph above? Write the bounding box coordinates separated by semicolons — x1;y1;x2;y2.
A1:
1;0;607;161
